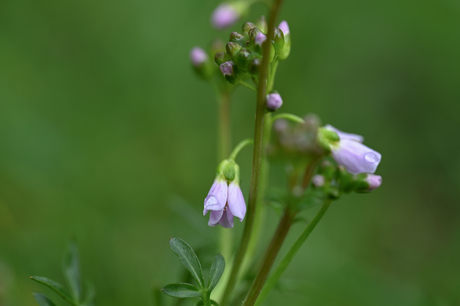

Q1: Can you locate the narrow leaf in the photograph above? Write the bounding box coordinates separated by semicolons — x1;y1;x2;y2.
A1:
208;253;225;292
169;238;205;288
161;283;202;298
33;293;57;306
30;276;75;305
80;281;96;306
63;241;81;302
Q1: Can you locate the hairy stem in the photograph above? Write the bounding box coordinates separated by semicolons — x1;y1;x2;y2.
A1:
220;0;285;303
255;200;331;306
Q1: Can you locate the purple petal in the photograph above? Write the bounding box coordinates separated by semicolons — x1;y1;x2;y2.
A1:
219;210;234;228
220;61;234;76
211;4;239;30
278;21;290;35
208;209;224;226
325;124;364;143
227;182;246;221
332;140;381;174
266;93;283;111
204;178;228;213
255;32;267;46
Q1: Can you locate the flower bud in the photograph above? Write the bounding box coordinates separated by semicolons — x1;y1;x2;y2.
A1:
353;174;382;193
312;174;325;187
215;51;231;65
273;27;285;54
236;48;251;71
266;92;283;111
255;32;267;46
226;42;242;59
190;47;213;79
255;16;268;33
248;27;263;44
248;58;261;75
242;22;257;35
278;20;291;60
229;32;245;44
211;1;249;30
220;61;239;84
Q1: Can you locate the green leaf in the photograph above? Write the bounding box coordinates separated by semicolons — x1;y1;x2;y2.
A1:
33;293;57;306
30;276;75;305
80;281;96;306
169;238;205;288
161;283;202;298
208;253;225;292
211;301;219;306
63;241;81;302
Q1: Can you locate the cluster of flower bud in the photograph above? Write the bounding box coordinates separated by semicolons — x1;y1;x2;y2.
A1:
312;160;382;198
268;115;324;163
215;19;291;85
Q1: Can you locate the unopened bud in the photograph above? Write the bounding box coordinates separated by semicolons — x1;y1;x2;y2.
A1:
273;27;285;54
215;51;230;65
255;16;268;33
220;61;238;84
248;27;263;44
229;32;245;44
248;58;261;75
190;47;208;67
236;48;251;71
190;47;213;79
278;20;291;60
255;32;267;46
211;1;249;30
312;174;325;187
242;22;257;34
226;42;242;58
353;174;382;193
266;92;283;111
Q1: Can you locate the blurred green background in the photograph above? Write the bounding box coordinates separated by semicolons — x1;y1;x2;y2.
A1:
1;0;459;305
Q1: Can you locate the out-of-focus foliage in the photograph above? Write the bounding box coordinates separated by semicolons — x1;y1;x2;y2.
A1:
0;0;459;305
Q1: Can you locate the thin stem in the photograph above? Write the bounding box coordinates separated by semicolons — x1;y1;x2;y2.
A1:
255;200;332;306
271;113;305;125
229;139;254;160
220;0;285;303
242;209;295;306
239;80;257;91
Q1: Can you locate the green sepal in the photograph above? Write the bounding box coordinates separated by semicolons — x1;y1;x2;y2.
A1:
273;27;285;54
33;293;57;306
226;42;242;59
208;253;225;292
278;32;291;60
162;283;202;298
30;276;75;305
255;16;268;33
63;241;81;303
317;127;339;152
169;238;206;289
215;52;230;65
229;32;245;45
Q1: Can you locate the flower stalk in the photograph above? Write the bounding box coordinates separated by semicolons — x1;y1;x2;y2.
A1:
220;0;285;304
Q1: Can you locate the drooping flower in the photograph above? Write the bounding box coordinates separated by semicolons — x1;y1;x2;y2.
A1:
204;160;246;228
323;125;381;174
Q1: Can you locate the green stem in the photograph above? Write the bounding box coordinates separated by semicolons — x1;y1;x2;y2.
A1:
271;113;305;125
229;139;254;161
239;80;257;91
202;292;212;306
242;209;295;306
220;0;285;302
255;200;331;306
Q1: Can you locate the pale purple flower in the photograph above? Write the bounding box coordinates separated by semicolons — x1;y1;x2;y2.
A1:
266;93;283;111
325;125;364;143
204;176;246;228
190;47;208;67
255;32;267;46
211;4;239;30
220;61;234;76
278;21;290;35
327;125;381;174
365;174;382;191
